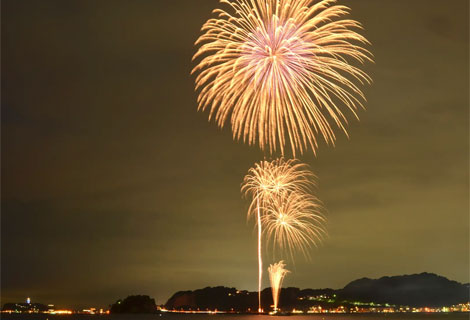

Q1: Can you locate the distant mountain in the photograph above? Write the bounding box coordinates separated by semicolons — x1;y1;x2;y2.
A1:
339;272;469;307
165;273;469;311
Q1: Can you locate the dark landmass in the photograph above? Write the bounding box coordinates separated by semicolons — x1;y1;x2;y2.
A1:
340;273;469;307
3;273;468;314
110;295;157;314
165;273;469;311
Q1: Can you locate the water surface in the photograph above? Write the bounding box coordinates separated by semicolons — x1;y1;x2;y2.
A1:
2;313;468;320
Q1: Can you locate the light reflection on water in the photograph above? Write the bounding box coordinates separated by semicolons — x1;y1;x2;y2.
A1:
1;314;469;320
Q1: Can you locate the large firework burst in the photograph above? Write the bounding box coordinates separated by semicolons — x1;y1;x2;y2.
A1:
193;0;373;156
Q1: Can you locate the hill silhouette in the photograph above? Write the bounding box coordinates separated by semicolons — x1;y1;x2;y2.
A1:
165;272;469;311
110;295;157;313
339;272;469;307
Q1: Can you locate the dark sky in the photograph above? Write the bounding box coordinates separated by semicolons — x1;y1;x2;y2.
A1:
2;0;469;309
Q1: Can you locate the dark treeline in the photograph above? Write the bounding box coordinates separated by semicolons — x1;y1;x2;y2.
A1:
165;273;469;311
110;295;157;313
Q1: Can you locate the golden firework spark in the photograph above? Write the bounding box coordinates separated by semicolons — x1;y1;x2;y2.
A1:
268;261;289;312
262;191;326;259
193;0;373;156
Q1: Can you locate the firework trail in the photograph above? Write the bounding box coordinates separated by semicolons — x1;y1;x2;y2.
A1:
242;158;324;312
193;0;373;156
268;261;289;312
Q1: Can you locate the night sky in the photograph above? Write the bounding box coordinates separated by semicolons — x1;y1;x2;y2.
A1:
2;0;469;309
